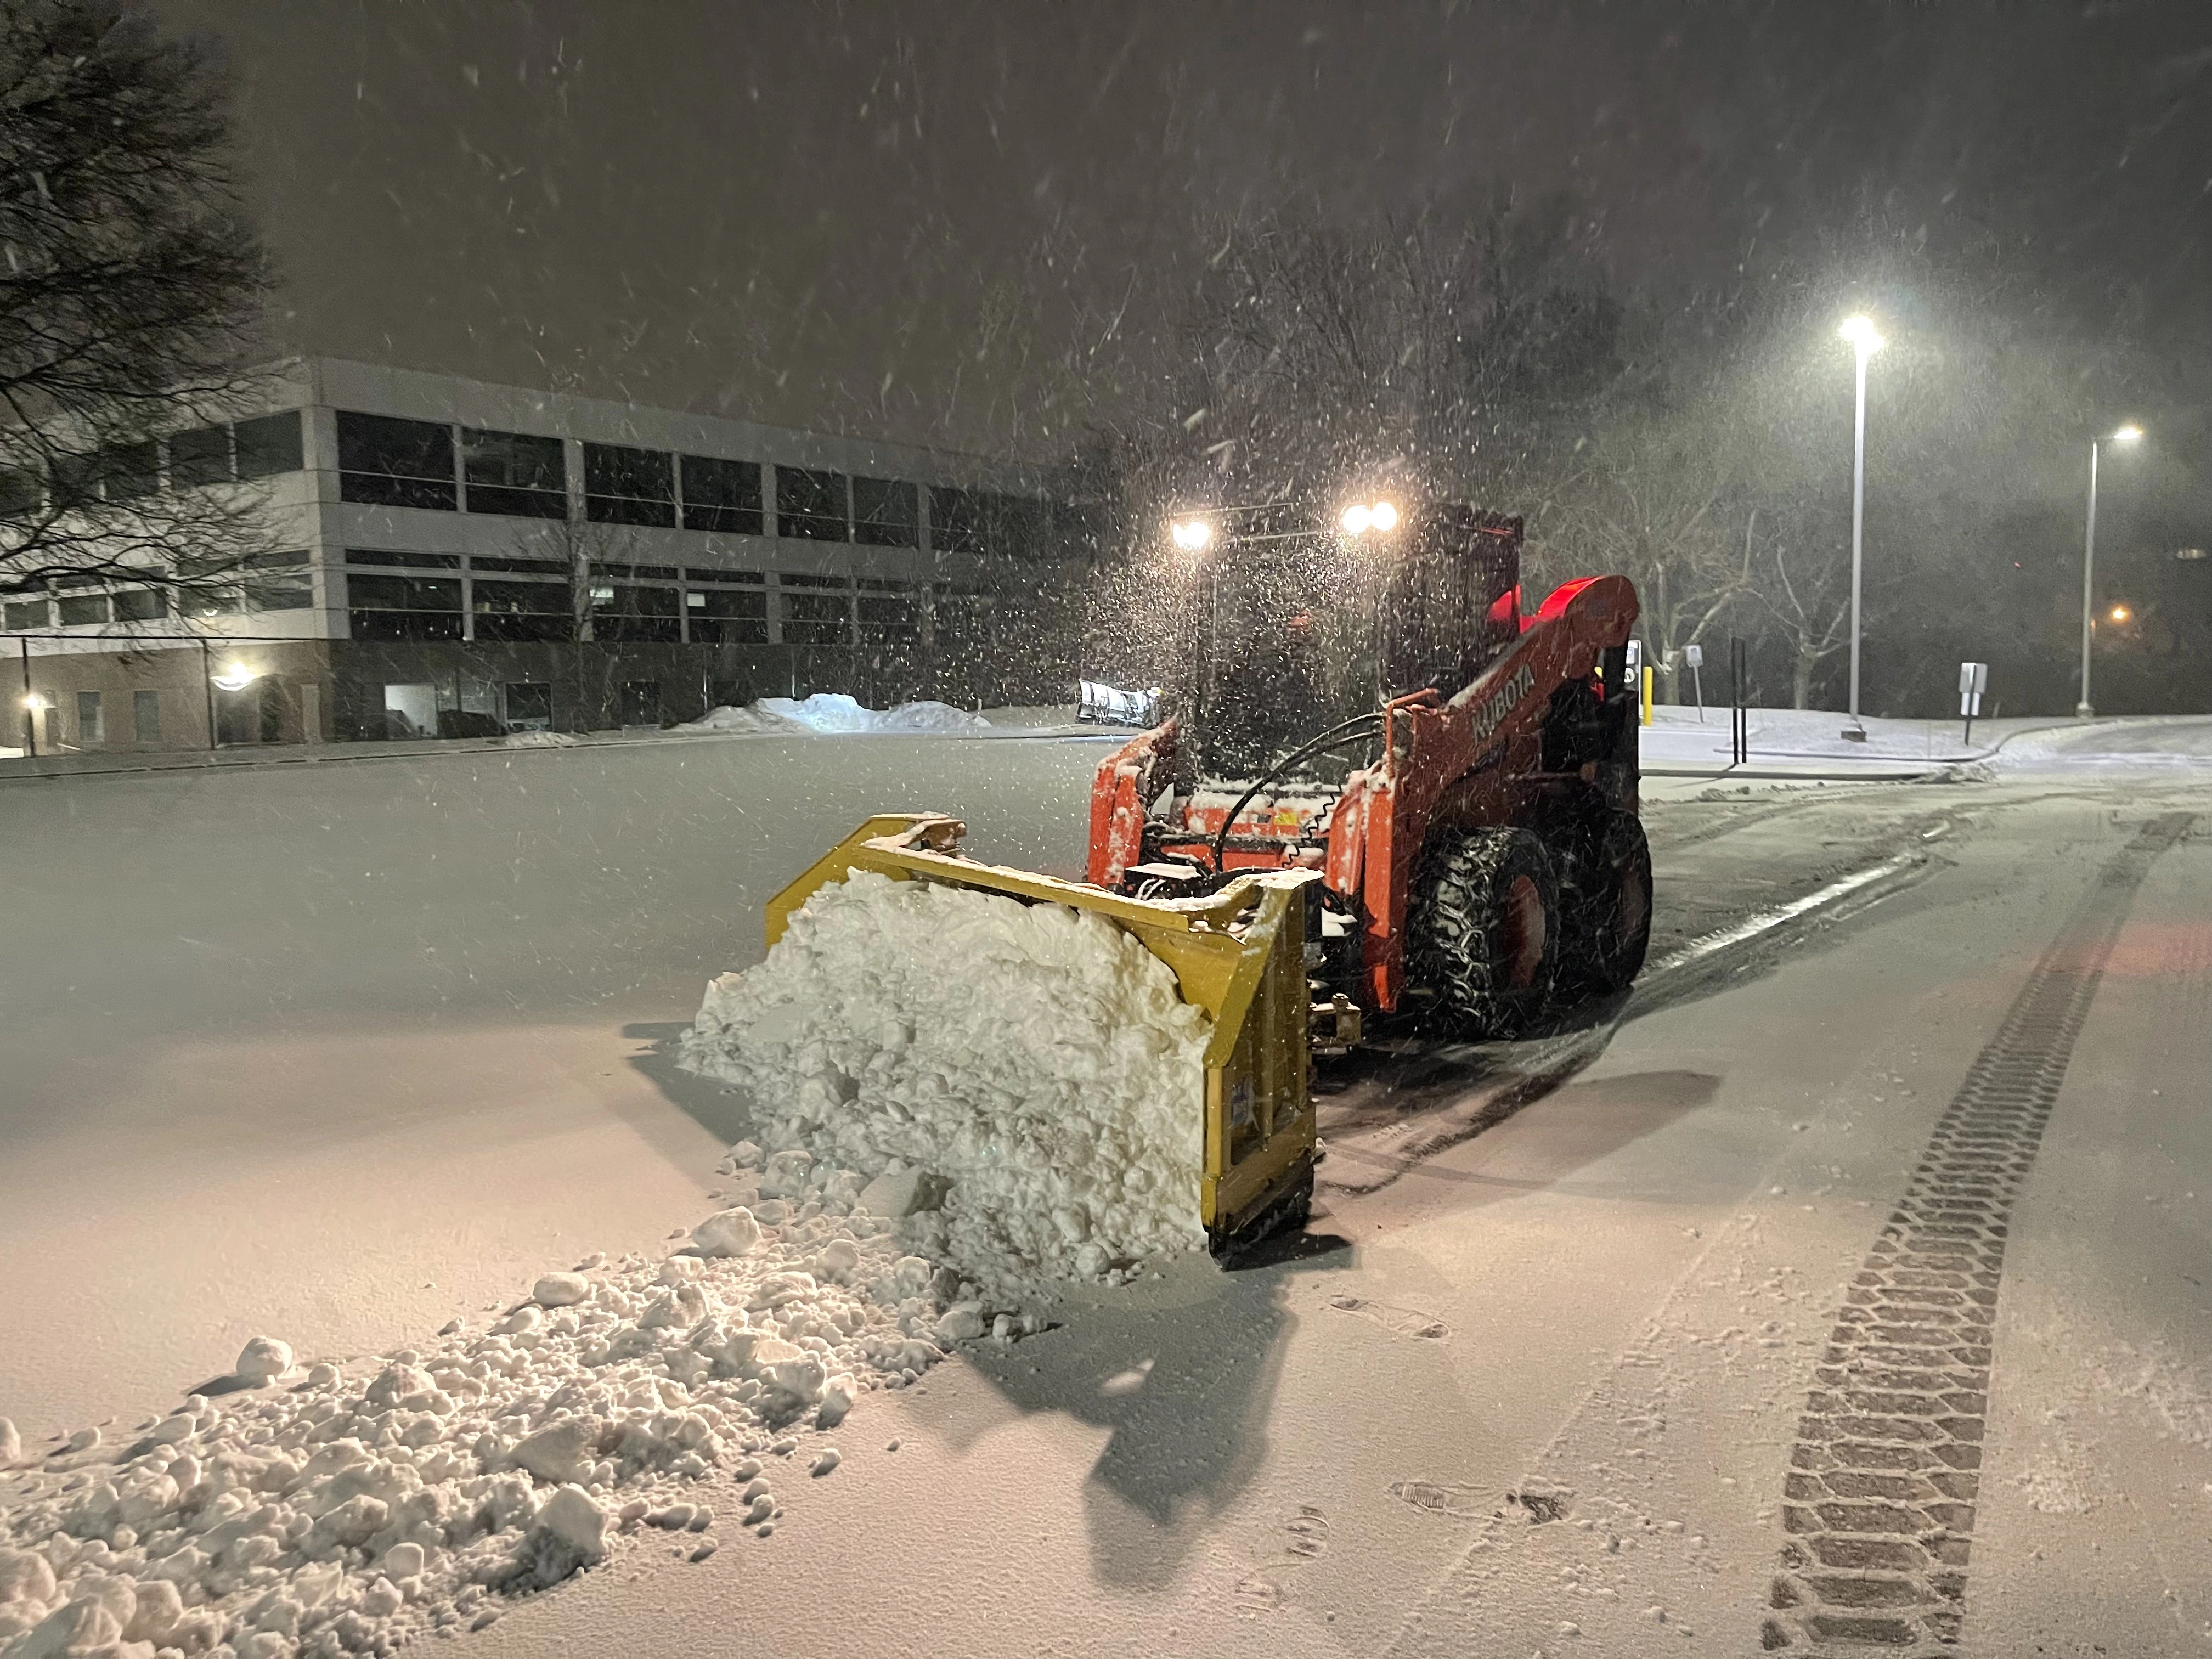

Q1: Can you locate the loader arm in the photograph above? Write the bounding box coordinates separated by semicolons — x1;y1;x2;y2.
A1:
1331;573;1640;1012
1087;719;1180;889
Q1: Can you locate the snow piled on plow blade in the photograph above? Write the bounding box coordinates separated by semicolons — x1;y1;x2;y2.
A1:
681;869;1212;1305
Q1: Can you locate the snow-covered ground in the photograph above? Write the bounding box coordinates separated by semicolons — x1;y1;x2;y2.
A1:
0;1166;939;1658
0;818;1232;1659
0;756;1209;1658
1985;713;2212;772
1640;702;2212;778
8;716;2212;1656
0;735;1109;1446
1641;701;1997;766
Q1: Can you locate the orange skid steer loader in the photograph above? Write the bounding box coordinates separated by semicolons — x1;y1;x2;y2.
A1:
770;501;1646;1254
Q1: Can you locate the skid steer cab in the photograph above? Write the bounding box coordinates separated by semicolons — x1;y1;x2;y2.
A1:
776;500;1647;1256
1090;499;1650;1043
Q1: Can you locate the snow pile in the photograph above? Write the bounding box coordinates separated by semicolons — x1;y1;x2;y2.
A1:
676;704;799;735
680;871;1212;1304
758;694;987;734
0;1175;973;1659
497;730;580;749
676;694;990;736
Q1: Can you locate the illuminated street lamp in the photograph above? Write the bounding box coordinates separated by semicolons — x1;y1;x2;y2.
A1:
19;690;46;759
2076;423;2142;718
1837;315;1884;738
1169;516;1213;554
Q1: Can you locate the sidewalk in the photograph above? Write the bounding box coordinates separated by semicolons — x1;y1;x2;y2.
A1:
1638;704;2072;781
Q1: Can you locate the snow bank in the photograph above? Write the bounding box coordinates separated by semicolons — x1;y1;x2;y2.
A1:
676;694;989;736
0;1176;971;1658
680;871;1212;1304
497;730;581;749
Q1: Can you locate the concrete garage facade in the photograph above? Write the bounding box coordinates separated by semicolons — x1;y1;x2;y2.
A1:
4;358;1088;753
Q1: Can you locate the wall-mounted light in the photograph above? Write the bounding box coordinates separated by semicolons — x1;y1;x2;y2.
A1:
210;661;259;692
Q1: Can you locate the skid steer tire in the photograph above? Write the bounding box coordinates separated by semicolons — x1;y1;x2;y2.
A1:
1554;810;1652;997
1406;827;1559;1040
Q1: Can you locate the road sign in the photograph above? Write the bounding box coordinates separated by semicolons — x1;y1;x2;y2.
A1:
1683;644;1703;668
1958;661;1988;715
1959;661;1989;743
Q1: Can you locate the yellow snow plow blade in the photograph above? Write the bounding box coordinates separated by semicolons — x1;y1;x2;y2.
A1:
766;814;1319;1252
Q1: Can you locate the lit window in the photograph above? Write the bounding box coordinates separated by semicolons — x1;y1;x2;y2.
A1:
687;587;768;644
473;579;572;642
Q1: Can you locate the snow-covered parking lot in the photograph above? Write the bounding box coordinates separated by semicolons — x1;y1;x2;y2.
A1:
7;720;2212;1657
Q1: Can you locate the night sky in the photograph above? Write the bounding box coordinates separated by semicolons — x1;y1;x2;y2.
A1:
162;2;2212;458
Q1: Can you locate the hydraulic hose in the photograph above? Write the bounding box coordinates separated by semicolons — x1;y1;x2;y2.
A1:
1207;712;1385;876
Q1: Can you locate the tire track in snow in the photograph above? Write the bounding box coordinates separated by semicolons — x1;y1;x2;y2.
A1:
1762;811;2193;1657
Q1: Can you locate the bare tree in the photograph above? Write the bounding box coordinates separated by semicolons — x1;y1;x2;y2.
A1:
1180;193;1617;509
0;0;271;606
1562;356;1755;680
1748;517;1853;709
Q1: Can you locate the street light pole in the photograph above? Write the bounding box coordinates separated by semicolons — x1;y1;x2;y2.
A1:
2077;423;2141;720
1837;316;1884;738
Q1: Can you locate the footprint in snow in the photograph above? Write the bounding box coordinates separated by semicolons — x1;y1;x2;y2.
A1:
1234;1506;1331;1617
1389;1480;1489;1518
1327;1294;1449;1340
